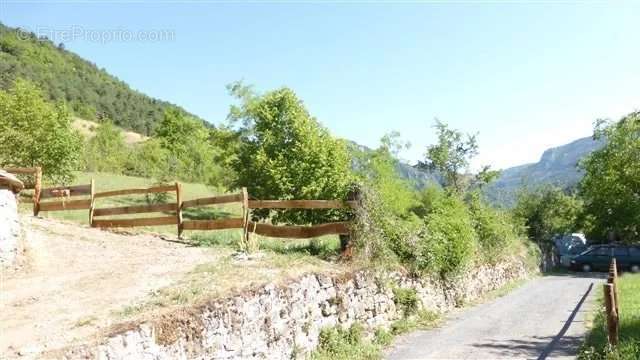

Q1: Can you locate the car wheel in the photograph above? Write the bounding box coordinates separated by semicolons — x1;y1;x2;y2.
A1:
631;264;640;273
582;264;592;272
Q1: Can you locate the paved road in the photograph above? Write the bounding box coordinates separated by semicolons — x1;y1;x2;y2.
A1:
386;274;603;360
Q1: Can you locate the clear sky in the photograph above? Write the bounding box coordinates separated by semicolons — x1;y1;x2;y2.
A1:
2;1;639;170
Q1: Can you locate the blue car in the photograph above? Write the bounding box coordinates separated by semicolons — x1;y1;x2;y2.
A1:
569;244;640;273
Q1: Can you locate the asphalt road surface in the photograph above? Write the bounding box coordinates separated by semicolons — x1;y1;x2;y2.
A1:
386;274;603;360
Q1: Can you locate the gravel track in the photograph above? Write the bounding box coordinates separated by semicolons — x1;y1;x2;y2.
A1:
387;274;604;360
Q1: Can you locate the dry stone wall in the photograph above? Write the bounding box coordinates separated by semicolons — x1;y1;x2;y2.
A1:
0;170;24;266
64;256;533;360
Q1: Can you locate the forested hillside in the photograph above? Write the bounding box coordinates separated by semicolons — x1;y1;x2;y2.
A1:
0;23;204;135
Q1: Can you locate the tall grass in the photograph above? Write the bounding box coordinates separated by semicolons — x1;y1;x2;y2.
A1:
580;274;640;359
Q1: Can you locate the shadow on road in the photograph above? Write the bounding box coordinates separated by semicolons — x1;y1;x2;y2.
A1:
471;282;594;359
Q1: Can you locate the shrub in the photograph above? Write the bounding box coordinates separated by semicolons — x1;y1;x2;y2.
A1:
468;192;522;263
84;121;128;173
393;288;419;316
416;194;477;276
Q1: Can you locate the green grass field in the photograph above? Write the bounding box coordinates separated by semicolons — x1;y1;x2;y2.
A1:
580;274;640;359
19;171;341;254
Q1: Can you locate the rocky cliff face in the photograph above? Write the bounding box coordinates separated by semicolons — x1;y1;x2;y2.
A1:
63;257;534;360
484;136;605;206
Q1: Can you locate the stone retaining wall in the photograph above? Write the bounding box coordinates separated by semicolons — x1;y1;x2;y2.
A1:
0;170;24;266
64;256;533;360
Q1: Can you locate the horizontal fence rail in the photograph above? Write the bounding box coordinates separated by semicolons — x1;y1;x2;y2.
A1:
4;168;357;255
37;180;94;217
91;182;181;236
247;200;356;209
248;221;350;238
4;166;42;215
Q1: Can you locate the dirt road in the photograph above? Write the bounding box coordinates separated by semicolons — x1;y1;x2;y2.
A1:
387;274;603;360
0;216;218;359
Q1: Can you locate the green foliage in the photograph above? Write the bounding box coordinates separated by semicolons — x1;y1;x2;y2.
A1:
125;139;172;180
579;274;640;360
228;83;353;225
514;186;583;245
84;121;128;173
154;109;225;186
392;288;419;316
355;133;419;218
417;194;477;276
0;78;82;183
311;323;380;360
0;23;202;134
420;120;478;192
468;192;522;263
580;112;640;243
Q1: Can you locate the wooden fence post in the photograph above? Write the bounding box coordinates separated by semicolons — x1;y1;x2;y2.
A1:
241;187;252;252
340;185;360;259
33;166;42;216
89;178;95;226
604;283;619;347
175;182;183;239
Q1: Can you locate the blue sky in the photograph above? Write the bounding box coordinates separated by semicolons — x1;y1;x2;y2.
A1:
2;1;639;170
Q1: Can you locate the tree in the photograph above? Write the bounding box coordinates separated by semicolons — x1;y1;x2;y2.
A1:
228;83;353;224
579;112;640;242
419;120;478;192
84;121;128;173
0;79;82;183
514;186;583;246
155;109;223;186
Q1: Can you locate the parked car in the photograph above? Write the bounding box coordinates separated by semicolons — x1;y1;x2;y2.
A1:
555;233;588;268
569;244;640;273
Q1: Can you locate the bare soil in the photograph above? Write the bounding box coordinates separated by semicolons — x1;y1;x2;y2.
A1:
0;216;219;359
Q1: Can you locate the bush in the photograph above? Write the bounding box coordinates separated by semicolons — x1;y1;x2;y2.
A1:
312;323;379;360
84;121;128;173
393;288;419;316
416;194;477;276
468;193;522;263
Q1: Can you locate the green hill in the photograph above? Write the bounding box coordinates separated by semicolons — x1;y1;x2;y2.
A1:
0;23;205;135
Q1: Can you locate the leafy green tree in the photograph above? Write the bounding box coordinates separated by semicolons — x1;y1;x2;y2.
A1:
419;120;478;192
228;83;353;224
155;109;224;186
514;186;583;245
84;121;128;173
580;112;640;242
125;138;172;180
0;79;82;183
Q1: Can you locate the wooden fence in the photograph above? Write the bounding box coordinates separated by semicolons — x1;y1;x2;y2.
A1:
4;167;42;215
5;168;355;252
604;258;620;347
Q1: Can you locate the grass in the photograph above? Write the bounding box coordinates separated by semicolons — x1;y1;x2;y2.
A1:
112;246;347;319
309;310;441;360
580;274;640;360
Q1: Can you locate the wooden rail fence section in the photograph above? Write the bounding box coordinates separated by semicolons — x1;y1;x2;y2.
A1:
604;258;620;347
91;182;182;236
4;167;42;215
4;167;355;248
